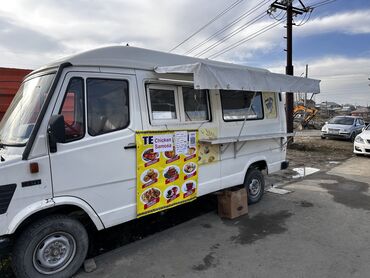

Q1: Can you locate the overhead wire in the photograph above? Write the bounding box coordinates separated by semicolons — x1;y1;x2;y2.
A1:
309;0;337;8
295;9;313;26
184;0;272;55
268;9;285;21
194;11;268;57
169;0;245;52
186;0;327;60
208;13;286;59
293;0;335;27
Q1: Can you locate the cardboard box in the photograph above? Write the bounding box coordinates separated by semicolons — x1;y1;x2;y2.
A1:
217;188;248;219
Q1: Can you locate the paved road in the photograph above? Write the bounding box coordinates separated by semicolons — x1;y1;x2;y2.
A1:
76;157;370;278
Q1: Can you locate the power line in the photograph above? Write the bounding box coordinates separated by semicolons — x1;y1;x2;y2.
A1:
294;9;313;26
208;15;286;59
184;0;272;55
310;0;337;8
268;9;285;20
169;0;245;52
194;11;268;57
268;0;313;138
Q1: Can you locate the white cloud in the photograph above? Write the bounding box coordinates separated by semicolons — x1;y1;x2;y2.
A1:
298;9;370;36
267;56;370;105
0;0;271;66
0;1;369;105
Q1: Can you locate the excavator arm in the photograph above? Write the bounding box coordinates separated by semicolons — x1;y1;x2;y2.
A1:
293;105;318;128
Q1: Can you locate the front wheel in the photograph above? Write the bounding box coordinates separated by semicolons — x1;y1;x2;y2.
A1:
12;215;89;278
244;168;265;204
350;132;356;142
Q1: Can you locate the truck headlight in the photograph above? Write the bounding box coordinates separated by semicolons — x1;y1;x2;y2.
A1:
355;136;364;143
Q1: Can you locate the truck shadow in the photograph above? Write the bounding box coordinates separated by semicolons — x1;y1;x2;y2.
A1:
88;195;218;257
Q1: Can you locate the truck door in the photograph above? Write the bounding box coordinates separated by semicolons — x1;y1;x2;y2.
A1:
49;72;141;228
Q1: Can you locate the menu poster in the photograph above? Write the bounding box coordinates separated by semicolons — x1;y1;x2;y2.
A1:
174;131;188;154
136;130;198;218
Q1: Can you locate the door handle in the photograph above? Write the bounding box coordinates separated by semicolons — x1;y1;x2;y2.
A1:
124;143;137;149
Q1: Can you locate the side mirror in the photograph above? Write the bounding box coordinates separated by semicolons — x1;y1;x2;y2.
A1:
48;115;65;153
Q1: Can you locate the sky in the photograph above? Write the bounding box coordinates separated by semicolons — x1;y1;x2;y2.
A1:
0;0;369;106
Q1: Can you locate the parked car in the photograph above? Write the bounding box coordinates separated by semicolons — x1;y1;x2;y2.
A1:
354;124;370;156
321;116;366;141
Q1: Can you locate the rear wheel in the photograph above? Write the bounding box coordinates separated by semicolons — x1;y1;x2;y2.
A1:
12;215;88;278
244;168;265;204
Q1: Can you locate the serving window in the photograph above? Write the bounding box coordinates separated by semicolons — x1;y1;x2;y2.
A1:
146;84;210;125
182;87;210;122
148;85;179;123
220;90;263;121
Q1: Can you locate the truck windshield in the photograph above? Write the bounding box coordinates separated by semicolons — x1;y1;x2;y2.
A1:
0;73;55;146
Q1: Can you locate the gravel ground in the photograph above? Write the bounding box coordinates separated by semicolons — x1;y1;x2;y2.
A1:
266;134;355;187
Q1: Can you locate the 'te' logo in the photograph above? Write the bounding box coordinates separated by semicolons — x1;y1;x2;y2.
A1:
143;136;153;145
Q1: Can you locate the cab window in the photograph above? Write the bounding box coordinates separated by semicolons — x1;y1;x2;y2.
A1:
87;78;129;136
60;78;85;142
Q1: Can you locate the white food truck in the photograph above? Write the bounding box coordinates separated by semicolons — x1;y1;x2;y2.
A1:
0;46;320;278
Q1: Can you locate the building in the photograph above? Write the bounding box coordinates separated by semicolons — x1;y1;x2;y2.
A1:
0;67;32;120
351;107;370;121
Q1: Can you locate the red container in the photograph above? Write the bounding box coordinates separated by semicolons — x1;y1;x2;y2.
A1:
0;67;32;121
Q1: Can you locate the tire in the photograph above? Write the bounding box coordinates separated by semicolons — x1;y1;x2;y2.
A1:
321;135;326;139
244;168;265;205
350;132;356;142
12;215;89;278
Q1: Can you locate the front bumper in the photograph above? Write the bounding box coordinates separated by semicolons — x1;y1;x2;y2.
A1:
321;132;351;140
354;142;370;155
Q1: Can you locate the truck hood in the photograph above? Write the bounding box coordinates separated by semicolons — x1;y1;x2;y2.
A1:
0;147;24;167
325;124;353;130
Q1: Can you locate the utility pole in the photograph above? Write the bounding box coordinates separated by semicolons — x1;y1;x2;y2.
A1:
268;0;310;136
304;64;308;107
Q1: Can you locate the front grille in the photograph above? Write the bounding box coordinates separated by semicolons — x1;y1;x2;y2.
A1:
365;149;370;153
0;184;16;215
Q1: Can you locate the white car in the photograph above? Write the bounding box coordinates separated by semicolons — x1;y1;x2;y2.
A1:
354;124;370;156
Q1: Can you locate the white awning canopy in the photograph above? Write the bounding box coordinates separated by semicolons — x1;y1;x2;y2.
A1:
155;62;320;94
